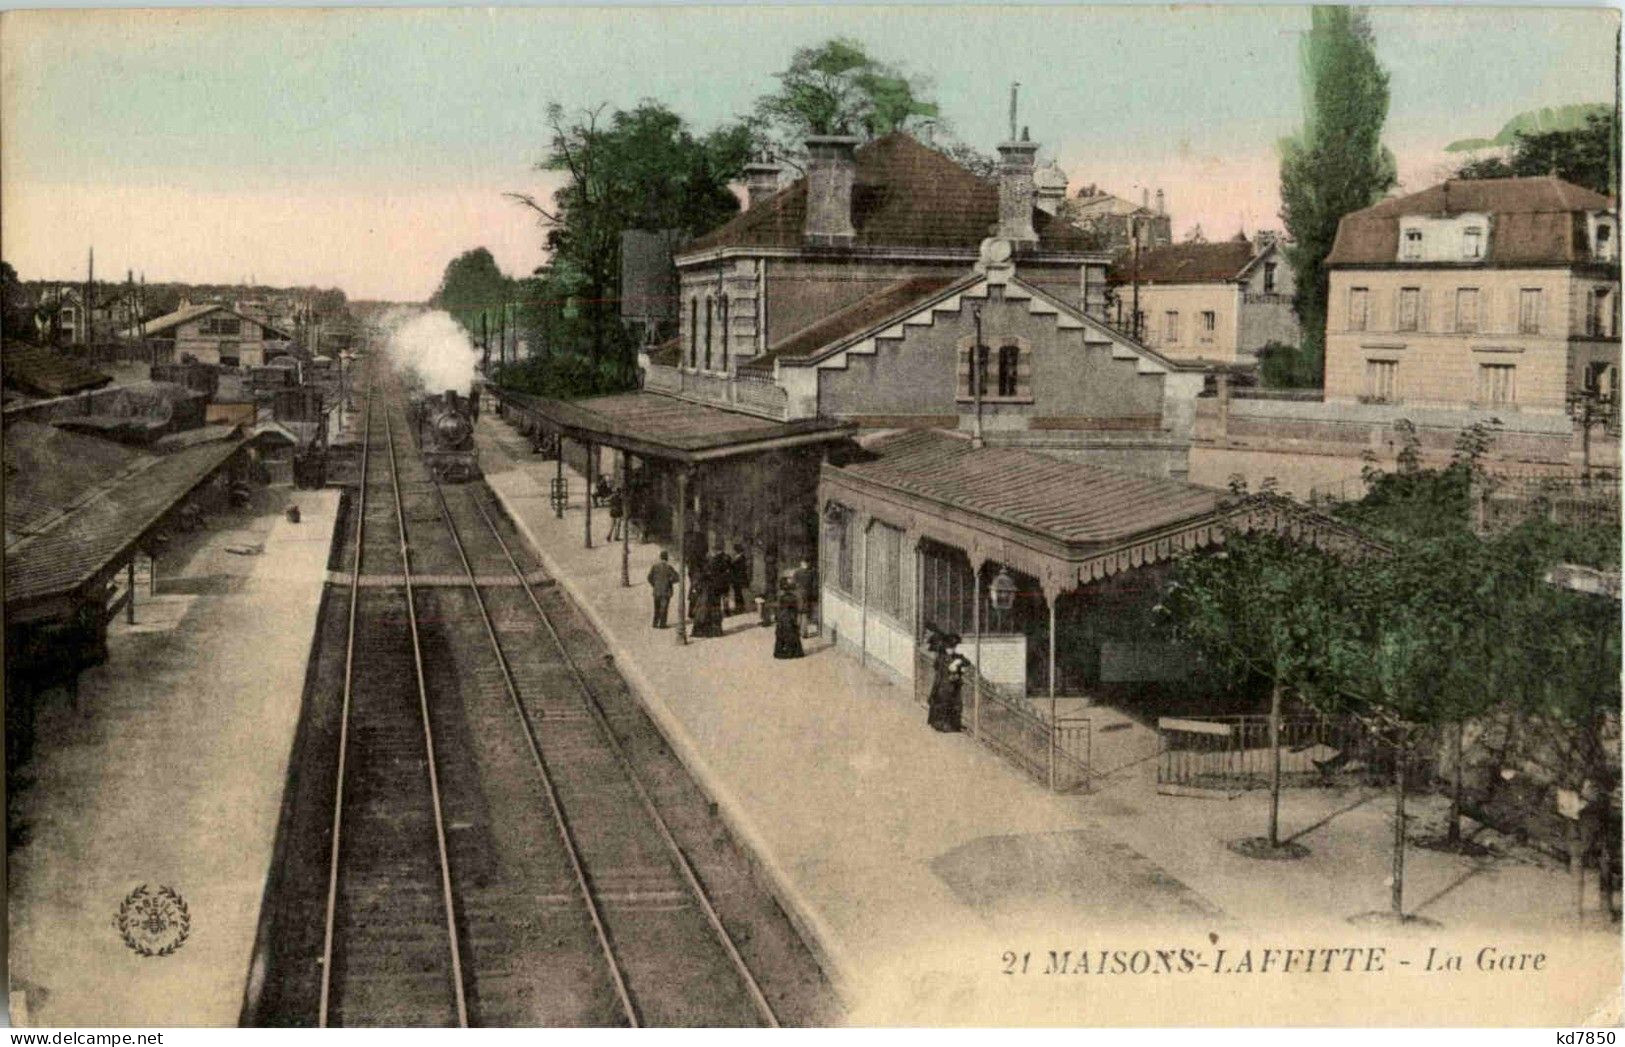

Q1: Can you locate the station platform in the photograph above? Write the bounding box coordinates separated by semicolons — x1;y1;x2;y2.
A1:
7;488;340;1027
477;414;1621;1026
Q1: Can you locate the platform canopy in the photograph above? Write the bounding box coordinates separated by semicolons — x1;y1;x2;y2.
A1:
822;429;1381;595
5;422;247;617
490;388;854;465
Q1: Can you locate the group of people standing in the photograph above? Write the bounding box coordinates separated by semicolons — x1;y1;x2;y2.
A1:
644;544;819;661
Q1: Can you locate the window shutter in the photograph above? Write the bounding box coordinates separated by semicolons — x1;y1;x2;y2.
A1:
1018;345;1034;399
1392;289;1402;332
1479;288;1493;334
957;345;971;398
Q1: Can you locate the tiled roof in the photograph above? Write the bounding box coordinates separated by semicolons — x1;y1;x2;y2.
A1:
4;422;152;540
739;274;964;374
2;345;113;398
681;133;1100;257
494;388;851;461
6;431;246;606
834;429;1223;546
1327;177;1614;266
1108;240;1257;285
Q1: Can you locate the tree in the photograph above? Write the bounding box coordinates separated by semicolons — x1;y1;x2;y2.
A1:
430;247;513;352
508;101;752;367
1;261;34;346
751;38;939;163
1159;493;1369;856
1455;112;1618;196
1279;7;1398;385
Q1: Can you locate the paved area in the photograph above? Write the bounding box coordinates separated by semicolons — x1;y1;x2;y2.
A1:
478;415;1620;1026
8;487;339;1027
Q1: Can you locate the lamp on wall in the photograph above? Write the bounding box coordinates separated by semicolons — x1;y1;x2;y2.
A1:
989;566;1018;612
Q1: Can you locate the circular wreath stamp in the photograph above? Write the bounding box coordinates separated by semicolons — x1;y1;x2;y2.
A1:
115;884;191;957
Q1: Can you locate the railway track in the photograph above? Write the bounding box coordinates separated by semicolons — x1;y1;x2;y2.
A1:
306;370;795;1026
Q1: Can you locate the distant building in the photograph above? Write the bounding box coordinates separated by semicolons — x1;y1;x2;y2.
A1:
1067;184;1173;252
1324;176;1619;414
1107;233;1297;367
123;302;295;368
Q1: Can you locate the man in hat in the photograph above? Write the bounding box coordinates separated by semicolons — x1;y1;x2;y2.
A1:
646;550;678;629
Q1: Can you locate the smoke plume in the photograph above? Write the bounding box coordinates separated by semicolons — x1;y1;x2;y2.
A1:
384;309;480;395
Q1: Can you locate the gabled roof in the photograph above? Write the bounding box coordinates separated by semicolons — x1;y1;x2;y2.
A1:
739;267;1200;377
680;133;1100;259
739;274;963;374
125;303;294;340
1;345;113;398
1108;239;1259;285
1327;176;1614;266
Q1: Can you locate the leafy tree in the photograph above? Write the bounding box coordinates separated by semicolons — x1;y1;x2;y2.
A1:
1159;495;1371;853
1279;7;1398;385
430;247;513;350
1;261;35;345
509;101;752;367
751;38;939;163
1455;112;1618;196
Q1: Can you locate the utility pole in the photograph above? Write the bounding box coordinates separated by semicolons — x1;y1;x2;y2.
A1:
970;306;986;450
1131;215;1143;342
83;246;94;348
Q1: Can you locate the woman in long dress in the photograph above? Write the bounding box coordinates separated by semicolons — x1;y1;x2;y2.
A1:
773;581;804;659
926;630;964;732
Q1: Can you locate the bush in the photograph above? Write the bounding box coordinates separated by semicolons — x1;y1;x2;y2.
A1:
1256;341;1320;389
492;352;638;401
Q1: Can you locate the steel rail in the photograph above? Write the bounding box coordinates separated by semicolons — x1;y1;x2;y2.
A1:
317;379;372;1027
469;493;781;1028
425;465;640;1027
383;403;471;1028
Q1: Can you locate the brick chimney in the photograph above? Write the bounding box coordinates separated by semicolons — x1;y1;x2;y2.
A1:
803;135;861;246
996;130;1039;246
744;159;783;209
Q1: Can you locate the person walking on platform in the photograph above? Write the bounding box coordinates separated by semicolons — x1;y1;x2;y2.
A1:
647;551;678;629
773;579;805;659
728;543;750;616
792;559;818;638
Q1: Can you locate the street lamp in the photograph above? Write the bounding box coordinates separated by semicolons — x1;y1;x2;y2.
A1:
989;566;1018;612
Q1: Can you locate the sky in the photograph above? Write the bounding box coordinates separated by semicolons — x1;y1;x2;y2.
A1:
1;4;1618;301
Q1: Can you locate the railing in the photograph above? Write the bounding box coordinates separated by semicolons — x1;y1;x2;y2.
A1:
733;375;789;420
1156;713;1399;795
917;651;1092;793
640;362;790;421
1242;291;1292;305
1477;473;1622;533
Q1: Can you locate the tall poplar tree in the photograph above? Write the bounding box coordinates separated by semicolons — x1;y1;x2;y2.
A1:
1279;7;1398;385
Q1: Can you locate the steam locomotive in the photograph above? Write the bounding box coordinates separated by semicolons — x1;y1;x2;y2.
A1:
407;386;481;483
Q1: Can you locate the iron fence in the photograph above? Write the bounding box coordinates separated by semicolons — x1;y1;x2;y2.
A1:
1156;714;1407;795
917;652;1091;793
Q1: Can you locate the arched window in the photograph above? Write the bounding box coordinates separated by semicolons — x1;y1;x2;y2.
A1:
718;296;729;363
704;298;714;370
997;345;1020;397
689;298;698;367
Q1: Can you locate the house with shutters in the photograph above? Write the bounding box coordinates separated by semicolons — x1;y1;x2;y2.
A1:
1324;176;1619;414
1106;233;1298;367
642;130;1208;478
